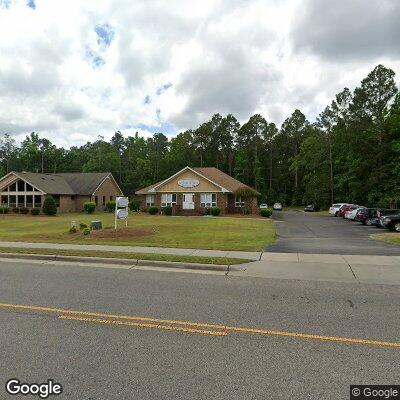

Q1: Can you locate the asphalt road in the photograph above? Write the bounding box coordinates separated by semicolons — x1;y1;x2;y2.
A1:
1;260;399;399
267;210;400;255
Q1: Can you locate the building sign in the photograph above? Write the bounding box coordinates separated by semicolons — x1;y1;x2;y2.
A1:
178;179;200;188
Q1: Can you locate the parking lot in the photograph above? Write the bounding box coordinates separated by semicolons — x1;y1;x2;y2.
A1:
267;210;400;255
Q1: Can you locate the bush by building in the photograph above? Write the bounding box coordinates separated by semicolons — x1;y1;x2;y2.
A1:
129;197;141;212
162;206;172;215
0;207;9;214
30;208;40;215
19;207;29;214
148;206;158;215
260;208;273;217
210;207;221;216
105;201;116;212
42;196;57;216
83;202;96;214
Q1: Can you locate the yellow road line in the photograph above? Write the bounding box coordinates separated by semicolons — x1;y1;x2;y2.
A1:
1;302;400;348
58;315;227;336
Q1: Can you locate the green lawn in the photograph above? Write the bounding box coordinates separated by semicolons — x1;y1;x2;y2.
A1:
0;212;275;251
372;233;400;246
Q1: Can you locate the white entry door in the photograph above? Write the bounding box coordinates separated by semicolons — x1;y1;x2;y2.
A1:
182;193;195;209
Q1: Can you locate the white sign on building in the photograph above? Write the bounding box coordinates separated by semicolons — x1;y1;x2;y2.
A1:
178;179;200;188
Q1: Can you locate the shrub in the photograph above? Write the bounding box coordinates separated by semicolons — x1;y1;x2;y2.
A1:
105;201;116;213
162;206;172;216
79;223;88;230
83;202;96;214
42;195;57;216
210;207;221;216
0;207;9;214
31;208;40;215
260;208;273;218
12;207;19;214
148;206;158;215
19;207;29;214
82;227;90;236
69;226;77;234
129;197;141;212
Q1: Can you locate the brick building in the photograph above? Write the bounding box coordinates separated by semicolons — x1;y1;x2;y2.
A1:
0;171;122;212
136;166;259;215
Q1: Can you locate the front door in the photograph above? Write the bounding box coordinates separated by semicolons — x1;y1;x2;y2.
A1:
182;193;195;210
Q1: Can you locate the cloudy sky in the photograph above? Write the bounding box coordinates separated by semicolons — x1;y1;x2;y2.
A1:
0;0;399;147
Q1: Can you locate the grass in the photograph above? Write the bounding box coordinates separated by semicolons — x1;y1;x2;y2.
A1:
0;212;275;251
0;247;247;265
372;233;400;246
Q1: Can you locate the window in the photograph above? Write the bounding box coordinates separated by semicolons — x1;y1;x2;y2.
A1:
26;195;33;207
95;196;98;206
53;195;60;207
34;195;42;206
102;196;106;206
146;194;155;206
200;193;217;208
9;182;16;191
71;195;75;200
235;196;245;207
26;183;33;191
110;196;113;201
17;179;25;191
161;193;177;207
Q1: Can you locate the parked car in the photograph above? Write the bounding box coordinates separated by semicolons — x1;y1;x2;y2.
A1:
376;209;400;228
338;205;358;218
344;207;365;220
329;203;353;216
355;208;377;225
304;204;320;212
273;202;283;211
381;214;400;232
259;203;269;209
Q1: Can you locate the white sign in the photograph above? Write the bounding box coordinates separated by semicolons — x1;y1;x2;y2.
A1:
116;196;129;207
178;179;200;188
116;209;128;220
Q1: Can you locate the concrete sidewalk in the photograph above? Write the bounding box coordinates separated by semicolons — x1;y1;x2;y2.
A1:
0;241;261;261
233;252;400;285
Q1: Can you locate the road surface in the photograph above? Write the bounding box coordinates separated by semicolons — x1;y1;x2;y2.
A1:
1;259;399;399
267;210;400;255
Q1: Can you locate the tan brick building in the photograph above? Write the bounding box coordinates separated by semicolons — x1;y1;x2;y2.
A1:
0;171;122;212
136;166;259;215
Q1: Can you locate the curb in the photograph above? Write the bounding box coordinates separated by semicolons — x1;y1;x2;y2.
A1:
0;252;230;272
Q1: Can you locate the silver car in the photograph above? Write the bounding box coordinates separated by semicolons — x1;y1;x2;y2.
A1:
273;202;282;211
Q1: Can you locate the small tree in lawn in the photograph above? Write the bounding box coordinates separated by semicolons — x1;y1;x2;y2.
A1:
235;187;258;215
42;195;57;215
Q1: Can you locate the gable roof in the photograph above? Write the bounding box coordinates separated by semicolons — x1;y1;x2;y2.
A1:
194;167;260;195
14;172;75;195
2;171;119;195
56;172;113;195
135;166;260;195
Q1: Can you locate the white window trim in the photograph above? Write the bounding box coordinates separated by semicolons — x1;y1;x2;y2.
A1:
146;194;155;206
161;193;177;207
200;193;217;208
235;196;245;207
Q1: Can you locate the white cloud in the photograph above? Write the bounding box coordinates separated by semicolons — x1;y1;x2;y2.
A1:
0;0;399;147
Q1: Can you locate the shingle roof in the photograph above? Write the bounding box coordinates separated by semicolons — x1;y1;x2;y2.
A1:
194;167;260;194
57;172;111;195
14;172;75;195
135;166;260;195
12;171;113;195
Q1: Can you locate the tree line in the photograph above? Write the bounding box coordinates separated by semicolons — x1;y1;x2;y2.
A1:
0;64;399;207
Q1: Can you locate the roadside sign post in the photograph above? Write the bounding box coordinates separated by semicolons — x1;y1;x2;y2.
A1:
115;197;129;229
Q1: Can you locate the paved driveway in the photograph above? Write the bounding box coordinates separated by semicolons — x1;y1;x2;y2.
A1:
266;210;400;255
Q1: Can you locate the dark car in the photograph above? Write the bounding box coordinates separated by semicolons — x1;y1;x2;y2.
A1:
304;204;320;212
376;209;400;228
381;214;400;232
355;208;377;225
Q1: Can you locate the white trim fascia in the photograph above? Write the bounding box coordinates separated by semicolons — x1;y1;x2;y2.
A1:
5;172;46;194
